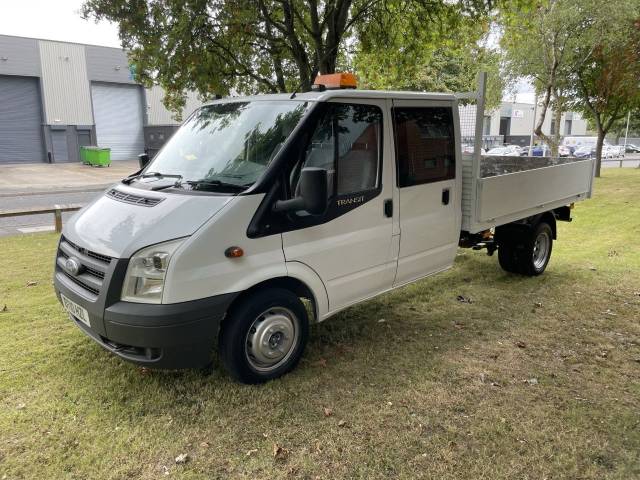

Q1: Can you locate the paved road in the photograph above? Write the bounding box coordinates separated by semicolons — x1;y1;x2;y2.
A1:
0;190;102;237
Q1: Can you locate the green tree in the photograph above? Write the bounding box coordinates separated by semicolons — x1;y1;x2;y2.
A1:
604;109;640;144
568;0;640;176
500;0;579;156
82;0;496;112
354;2;504;108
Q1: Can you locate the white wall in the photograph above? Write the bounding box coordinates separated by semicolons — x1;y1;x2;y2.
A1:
485;102;588;138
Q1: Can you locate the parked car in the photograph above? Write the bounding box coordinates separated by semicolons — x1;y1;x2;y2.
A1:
562;136;598;154
558;145;571;157
624;143;640;153
530;144;551;157
574;145;596;158
612;145;625;158
486;145;521;156
602;145;618;159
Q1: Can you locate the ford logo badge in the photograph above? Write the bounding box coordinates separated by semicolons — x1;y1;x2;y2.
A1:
64;257;82;276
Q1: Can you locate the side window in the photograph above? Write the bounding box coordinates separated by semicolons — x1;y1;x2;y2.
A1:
393;107;455;187
293;103;382;198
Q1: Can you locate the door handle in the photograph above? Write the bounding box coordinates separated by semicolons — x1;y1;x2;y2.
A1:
384;199;393;217
442;188;450;205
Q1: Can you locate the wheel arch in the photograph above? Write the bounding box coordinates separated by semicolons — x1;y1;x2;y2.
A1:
496;210;557;241
222;276;321;330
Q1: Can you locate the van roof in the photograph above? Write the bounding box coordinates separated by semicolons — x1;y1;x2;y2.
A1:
202;89;457;106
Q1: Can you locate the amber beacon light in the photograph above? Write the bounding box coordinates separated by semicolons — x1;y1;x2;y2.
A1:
313;72;358;90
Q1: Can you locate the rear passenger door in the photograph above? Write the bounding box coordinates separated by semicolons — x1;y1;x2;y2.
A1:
392;100;461;285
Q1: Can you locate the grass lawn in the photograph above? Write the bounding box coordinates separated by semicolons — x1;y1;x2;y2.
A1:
1;169;639;479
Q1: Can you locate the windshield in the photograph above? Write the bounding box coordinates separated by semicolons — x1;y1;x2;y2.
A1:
144;100;309;190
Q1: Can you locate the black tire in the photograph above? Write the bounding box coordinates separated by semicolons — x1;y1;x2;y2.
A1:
498;222;553;276
517;222;553;276
218;288;309;384
497;227;521;273
498;235;519;273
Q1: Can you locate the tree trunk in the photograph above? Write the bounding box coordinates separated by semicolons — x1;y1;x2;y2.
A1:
594;129;605;178
551;103;563;157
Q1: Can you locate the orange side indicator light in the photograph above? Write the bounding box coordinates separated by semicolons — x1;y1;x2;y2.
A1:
225;246;244;258
313;72;358;90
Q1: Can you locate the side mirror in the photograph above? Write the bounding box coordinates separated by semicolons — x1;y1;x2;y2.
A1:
138;153;150;169
273;167;328;216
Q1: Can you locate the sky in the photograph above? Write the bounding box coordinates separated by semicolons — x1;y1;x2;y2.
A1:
0;0;121;48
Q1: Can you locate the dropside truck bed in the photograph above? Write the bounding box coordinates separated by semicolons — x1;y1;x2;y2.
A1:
461;155;595;233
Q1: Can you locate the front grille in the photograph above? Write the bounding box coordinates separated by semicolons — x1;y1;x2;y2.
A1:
63;271;100;296
106;188;164;207
57;236;112;299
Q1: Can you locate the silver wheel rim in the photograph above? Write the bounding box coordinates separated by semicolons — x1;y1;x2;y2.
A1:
532;231;550;270
245;307;299;372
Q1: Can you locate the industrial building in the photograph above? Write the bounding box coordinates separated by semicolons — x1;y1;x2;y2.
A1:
0;33;591;165
484;101;589;146
0;34;202;165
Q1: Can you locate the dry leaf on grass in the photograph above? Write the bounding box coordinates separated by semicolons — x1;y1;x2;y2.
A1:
175;453;189;464
246;449;258;457
337;419;347;427
456;295;473;304
26;281;38;287
272;443;289;461
315;358;327;368
515;341;527;349
1;304;7;313
323;407;333;417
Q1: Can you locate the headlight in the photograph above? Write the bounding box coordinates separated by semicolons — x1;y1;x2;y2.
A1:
121;238;185;304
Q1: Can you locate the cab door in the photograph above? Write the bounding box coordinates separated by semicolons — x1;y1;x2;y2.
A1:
391;100;461;285
282;99;396;313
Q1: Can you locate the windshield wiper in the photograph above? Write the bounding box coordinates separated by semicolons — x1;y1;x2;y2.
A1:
122;171;183;185
185;179;250;191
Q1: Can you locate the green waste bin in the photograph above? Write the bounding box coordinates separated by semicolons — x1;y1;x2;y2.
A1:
82;147;111;167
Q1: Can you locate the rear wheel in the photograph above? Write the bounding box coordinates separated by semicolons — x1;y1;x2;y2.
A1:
523;222;553;276
497;222;553;276
218;288;309;384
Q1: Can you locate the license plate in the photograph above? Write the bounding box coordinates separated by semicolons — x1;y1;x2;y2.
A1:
61;294;91;328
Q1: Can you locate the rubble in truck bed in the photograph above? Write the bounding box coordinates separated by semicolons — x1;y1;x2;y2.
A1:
479;156;585;178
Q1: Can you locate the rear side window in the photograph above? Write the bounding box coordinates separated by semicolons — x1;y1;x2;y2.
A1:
393;107;455;187
294;103;382;198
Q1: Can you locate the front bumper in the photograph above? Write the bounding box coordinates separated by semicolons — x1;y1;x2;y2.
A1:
54;242;237;369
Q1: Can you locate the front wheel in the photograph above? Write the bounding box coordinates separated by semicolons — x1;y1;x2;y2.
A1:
218;288;309;384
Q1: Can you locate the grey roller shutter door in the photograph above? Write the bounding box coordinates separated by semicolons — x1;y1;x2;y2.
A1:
91;83;145;161
0;75;46;164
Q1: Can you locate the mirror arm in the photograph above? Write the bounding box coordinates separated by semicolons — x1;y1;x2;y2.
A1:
272;196;306;213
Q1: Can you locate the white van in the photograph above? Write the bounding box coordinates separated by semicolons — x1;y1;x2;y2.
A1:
54;75;594;384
